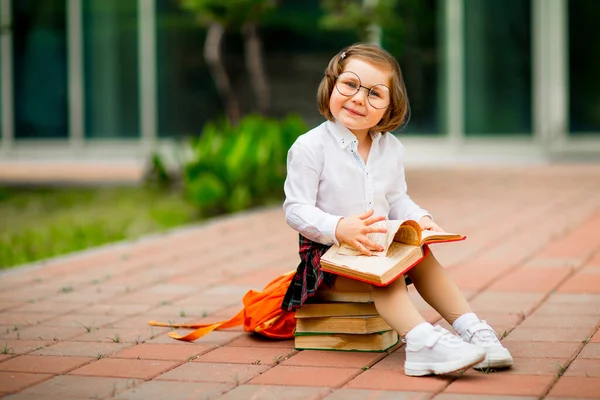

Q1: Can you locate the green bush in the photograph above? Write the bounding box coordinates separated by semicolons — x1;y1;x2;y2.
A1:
184;114;306;214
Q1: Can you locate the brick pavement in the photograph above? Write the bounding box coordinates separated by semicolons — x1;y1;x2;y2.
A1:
1;165;599;399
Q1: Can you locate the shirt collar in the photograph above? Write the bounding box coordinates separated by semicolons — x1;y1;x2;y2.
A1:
327;120;383;149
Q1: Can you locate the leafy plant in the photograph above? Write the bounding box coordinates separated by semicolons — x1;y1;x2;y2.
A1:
184;114;306;214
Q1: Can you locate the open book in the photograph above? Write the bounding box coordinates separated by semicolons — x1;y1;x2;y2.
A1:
320;220;465;286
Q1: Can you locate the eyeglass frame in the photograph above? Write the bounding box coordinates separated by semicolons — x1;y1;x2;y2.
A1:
333;71;391;109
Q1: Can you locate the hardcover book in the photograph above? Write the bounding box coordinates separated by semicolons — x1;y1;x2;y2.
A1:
320;219;465;286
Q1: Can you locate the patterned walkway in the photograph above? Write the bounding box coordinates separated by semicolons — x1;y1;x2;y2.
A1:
1;165;600;399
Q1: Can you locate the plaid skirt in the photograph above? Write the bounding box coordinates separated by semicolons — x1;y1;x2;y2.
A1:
281;234;336;311
280;234;415;312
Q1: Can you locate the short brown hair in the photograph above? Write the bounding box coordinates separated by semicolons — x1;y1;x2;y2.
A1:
317;43;409;133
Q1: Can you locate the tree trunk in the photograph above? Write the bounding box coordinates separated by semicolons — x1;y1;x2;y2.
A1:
242;22;270;114
204;21;240;125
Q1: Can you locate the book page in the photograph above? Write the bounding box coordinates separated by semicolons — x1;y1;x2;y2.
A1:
392;220;422;246
420;229;464;244
324;242;414;276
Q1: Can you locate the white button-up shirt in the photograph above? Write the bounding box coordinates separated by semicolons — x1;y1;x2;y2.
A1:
283;120;430;245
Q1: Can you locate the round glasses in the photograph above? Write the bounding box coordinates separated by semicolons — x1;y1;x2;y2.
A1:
334;71;391;109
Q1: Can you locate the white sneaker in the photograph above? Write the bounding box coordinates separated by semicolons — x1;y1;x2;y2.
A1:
404;325;486;376
460;320;513;369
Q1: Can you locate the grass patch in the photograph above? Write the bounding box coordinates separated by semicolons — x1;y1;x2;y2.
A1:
0;185;201;269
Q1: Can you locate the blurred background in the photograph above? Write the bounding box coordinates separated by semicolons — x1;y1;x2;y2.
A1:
0;0;599;269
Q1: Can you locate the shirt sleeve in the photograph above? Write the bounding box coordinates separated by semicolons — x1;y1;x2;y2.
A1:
387;143;431;222
283;141;343;245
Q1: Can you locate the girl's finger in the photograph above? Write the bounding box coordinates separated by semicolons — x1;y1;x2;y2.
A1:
364;215;386;225
353;241;373;256
364;226;387;234
360;238;384;253
359;209;375;220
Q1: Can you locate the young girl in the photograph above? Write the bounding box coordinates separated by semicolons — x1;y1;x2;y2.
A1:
281;43;513;376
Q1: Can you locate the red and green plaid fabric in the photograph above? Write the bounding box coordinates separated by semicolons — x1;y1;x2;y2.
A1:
281;235;335;311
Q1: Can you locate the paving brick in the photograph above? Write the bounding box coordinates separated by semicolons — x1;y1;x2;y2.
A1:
591;329;600;343
444;373;555;397
547;376;600;398
518;314;598;329
0;339;54;355
226;334;295;348
501;357;568;375
546;293;600;305
559;272;600;293
4;375;142;398
0;355;91;374
579;343;600;359
434;395;537;400
282;349;384;368
502;341;581;359
156;361;269;384
0;371;53;393
323;388;432;400
69;358;182;380
0;326;84;341
112;380;233;400
218;384;330;400
146;330;244;345
370;349;405;370
506;327;595;343
42;313;121;328
488;267;573;292
83;304;153;316
69;327;157;343
0;313;54;326
1;167;600;400
196;346;296;365
7;301;84;315
249;365;360;387
344;368;450;392
32;340;132;357
533;303;600;316
110;343;213;361
564;359;600;377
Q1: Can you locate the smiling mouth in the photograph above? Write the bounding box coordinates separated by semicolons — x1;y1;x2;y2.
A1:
344;107;365;117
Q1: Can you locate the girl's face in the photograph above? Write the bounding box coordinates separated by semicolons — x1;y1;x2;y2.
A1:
329;58;392;138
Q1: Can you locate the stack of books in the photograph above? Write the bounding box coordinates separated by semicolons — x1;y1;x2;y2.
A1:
294;290;399;352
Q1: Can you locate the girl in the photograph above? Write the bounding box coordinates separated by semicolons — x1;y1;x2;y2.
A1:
281;43;512;376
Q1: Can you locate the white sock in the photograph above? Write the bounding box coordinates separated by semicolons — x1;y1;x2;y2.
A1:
405;322;434;343
452;312;480;336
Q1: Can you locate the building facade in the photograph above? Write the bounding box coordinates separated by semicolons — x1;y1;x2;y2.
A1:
1;0;599;165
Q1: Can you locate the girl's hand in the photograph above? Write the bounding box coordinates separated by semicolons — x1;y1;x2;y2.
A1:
419;216;444;232
335;209;388;256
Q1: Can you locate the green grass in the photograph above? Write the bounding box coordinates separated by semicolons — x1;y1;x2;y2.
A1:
0;185;201;269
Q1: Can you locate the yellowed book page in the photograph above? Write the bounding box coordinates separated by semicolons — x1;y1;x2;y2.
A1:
392;220;422;246
420;229;463;244
337;220;404;257
323;244;407;277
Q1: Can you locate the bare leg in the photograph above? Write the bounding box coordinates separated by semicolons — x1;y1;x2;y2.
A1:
372;276;426;337
406;251;471;324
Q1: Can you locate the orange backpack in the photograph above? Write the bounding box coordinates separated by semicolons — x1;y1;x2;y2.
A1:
148;270;296;341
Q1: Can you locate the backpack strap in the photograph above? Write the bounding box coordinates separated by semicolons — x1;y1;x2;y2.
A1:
148;270;296;341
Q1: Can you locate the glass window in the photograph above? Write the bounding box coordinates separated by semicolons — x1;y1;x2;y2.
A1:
13;0;68;139
260;0;359;128
83;0;139;139
464;0;531;135
155;0;221;138
569;0;600;134
383;0;441;135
